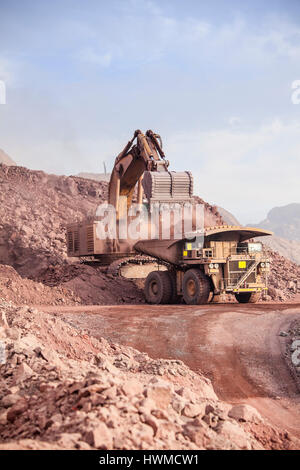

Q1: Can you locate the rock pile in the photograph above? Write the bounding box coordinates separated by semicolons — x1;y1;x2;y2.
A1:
266;249;300;301
0;264;80;306
0;263;144;306
0;301;297;450
0;150;16;166
286;320;300;387
0;164;108;278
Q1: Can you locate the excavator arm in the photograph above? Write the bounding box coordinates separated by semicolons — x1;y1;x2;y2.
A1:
108;129;193;218
108;129;169;216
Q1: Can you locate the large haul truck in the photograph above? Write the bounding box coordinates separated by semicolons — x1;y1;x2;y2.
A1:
134;225;272;305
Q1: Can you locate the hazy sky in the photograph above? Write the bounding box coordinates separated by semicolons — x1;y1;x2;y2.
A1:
0;0;300;223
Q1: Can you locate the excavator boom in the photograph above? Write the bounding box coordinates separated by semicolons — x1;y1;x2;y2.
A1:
108;129;193;217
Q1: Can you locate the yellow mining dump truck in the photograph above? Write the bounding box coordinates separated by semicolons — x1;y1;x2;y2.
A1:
134;225;273;304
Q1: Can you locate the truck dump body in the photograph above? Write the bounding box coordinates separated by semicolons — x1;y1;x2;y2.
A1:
134;226;273;265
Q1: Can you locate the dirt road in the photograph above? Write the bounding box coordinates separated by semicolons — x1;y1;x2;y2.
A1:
41;302;300;439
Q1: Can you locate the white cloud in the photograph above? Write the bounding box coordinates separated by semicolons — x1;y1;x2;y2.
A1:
158;16;211;44
257;25;300;59
182;15;300;64
166;119;300;223
68;2;211;67
78;48;112;67
67;8;300;74
0;57;15;84
228;116;241;127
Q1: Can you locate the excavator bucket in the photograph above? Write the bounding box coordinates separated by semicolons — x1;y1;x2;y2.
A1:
142;171;193;203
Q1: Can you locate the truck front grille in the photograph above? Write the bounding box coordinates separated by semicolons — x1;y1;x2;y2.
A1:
227;259;256;287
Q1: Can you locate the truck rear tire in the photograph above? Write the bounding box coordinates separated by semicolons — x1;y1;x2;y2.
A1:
235;292;261;303
144;271;173;304
182;269;211;305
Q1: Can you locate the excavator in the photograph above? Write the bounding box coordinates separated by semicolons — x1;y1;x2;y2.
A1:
67;129;193;263
67;129;272;304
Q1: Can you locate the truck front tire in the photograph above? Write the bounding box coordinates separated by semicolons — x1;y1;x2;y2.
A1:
144;271;173;304
234;292;261;303
182;269;211;305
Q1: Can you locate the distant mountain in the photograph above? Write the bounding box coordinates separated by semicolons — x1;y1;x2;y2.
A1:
250;203;300;241
0;148;16;166
76;172;111;182
257;234;300;266
217;206;240;226
218;205;300;265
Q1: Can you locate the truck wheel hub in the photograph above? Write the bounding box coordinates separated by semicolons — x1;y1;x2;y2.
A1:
150;281;158;295
187;279;196;296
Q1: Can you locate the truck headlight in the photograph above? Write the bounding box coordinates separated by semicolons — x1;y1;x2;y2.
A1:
261;262;265;268
214;263;219;269
209;263;214;268
266;262;270;268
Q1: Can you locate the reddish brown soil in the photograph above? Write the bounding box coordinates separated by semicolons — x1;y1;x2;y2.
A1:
39;302;300;446
1;301;299;450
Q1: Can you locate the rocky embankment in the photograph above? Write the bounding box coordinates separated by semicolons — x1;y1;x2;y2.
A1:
266;250;300;301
